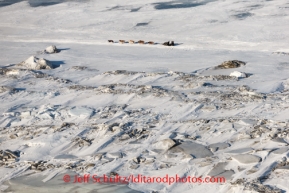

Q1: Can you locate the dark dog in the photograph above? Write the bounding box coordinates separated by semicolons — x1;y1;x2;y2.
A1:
108;40;114;43
138;40;145;44
163;41;169;46
163;41;174;46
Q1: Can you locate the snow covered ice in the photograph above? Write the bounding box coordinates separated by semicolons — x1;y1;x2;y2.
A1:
18;56;53;70
0;0;289;193
44;45;59;54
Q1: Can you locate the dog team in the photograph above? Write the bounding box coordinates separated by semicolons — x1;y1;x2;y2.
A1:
108;40;175;46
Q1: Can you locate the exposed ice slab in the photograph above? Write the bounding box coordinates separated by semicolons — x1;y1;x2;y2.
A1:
227;148;253;154
54;154;78;159
232;154;262;164
170;141;213;158
272;148;289;155
208;143;230;152
208;162;235;179
68;107;93;118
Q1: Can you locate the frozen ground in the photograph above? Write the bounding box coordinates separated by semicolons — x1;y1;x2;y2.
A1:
0;0;289;193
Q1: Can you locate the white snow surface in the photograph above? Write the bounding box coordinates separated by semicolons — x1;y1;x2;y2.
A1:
0;0;289;193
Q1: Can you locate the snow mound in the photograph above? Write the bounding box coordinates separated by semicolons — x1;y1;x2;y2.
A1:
230;71;247;78
152;139;176;150
44;45;59;54
19;56;53;70
216;60;246;69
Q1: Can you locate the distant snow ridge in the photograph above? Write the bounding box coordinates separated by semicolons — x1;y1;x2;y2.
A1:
272;52;289;56
18;56;53;70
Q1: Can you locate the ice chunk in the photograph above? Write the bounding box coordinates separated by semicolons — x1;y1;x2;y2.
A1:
232;154;262;164
152;139;176;150
272;148;289;154
169;141;213;158
208;162;228;176
208;143;230;152
68;107;93;118
208;162;235;179
230;71;247;78
19;56;53;70
227;148;253;154
54;154;78;159
106;152;123;158
45;45;59;54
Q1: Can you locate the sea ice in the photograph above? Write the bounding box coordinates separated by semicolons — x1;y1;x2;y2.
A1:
169;141;213;158
232;154;262;164
68;107;93;118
